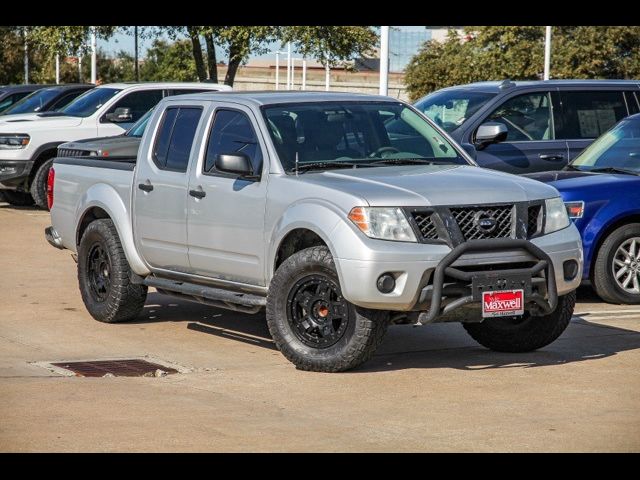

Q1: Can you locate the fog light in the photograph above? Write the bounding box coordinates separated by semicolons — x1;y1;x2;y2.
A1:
0;166;17;174
563;260;579;281
377;273;396;293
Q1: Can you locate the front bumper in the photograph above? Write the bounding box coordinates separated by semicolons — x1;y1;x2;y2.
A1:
335;223;583;317
0;159;33;189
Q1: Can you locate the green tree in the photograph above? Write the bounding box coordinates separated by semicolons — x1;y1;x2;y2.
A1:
141;39;198;82
280;26;378;67
405;26;640;101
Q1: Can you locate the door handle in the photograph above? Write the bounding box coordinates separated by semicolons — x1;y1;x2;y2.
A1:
539;153;564;161
189;188;206;199
138;182;154;192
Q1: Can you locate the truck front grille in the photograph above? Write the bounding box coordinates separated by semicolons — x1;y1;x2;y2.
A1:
57;148;90;157
449;205;514;240
412;212;439;240
527;205;542;237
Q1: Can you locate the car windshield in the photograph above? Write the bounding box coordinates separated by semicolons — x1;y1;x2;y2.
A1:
262;101;469;173
1;88;60;115
571;118;640;174
60;87;121;117
125;108;153;137
414;89;496;133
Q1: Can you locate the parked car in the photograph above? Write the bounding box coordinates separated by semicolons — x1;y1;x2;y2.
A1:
57;107;153;161
526;114;640;304
0;82;231;208
413;80;640;174
0;84;94;116
0;84;49;114
45;92;582;372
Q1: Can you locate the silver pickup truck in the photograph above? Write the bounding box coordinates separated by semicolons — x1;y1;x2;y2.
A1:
46;92;583;372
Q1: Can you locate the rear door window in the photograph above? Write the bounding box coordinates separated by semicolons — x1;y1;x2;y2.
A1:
152;106;203;172
557;91;628;139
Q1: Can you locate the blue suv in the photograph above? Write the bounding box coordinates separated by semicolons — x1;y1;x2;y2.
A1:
527;114;640;304
414;80;640;174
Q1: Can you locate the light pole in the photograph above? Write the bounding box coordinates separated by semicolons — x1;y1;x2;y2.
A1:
23;27;29;84
544;26;552;81
91;27;97;84
379;26;390;96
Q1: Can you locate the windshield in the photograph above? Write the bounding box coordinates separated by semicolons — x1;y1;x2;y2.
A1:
262;101;469;173
571;119;640;173
61;87;121;117
1;88;60;115
414;89;496;133
125;108;153;137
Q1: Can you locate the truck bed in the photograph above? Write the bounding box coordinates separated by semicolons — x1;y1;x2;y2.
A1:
51;156;135;252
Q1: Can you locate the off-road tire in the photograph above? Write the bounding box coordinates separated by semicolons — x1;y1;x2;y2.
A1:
2;190;34;206
463;290;576;352
266;246;389;372
30;158;54;210
78;219;147;323
592;223;640;304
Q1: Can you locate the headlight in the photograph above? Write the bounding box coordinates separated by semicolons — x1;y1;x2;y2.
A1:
564;201;584;219
544;197;570;234
0;134;30;150
348;207;417;242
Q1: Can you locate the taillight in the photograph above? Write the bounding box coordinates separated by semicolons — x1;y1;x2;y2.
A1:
47;167;55;210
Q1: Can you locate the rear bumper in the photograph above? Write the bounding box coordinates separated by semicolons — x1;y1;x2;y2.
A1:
0;159;33;188
45;226;65;250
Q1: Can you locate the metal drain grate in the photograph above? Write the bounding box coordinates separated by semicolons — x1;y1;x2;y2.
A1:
51;359;178;377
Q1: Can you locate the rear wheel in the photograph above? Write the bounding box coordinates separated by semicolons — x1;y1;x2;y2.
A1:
2;190;34;207
78;219;147;323
592;223;640;304
266;246;389;372
30;158;54;210
463;291;576;352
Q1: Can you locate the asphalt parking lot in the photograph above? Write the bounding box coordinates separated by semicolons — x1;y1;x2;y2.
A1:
1;201;639;452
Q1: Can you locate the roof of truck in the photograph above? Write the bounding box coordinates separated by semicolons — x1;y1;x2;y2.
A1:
164;90;402;106
434;79;640;94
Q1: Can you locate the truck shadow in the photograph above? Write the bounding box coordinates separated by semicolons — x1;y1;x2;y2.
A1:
136;292;640;371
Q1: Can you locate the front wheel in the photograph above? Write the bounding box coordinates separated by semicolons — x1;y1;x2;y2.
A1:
592;223;640;304
266;246;389;372
463;291;576;352
30;158;54;210
78;219;147;323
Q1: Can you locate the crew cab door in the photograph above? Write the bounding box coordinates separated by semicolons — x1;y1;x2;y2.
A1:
133;101;206;272
186;104;269;286
470;90;568;174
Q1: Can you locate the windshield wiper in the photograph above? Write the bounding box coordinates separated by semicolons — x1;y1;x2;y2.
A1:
563;164;581;171
369;157;457;166
292;161;362;174
588;166;639;176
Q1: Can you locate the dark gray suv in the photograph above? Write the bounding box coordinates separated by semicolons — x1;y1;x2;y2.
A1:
413;80;640;174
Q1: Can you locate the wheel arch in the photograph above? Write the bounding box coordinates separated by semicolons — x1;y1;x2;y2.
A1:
75;183;150;276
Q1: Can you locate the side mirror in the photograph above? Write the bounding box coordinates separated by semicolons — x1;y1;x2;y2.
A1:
475;122;508;150
215;153;256;178
105;107;133;123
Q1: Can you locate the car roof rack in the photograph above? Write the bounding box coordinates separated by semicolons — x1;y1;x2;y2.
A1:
499;79;516;90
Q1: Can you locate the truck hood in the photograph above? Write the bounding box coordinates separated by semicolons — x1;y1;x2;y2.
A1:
0;114;83;131
59;135;141;157
300;164;560;206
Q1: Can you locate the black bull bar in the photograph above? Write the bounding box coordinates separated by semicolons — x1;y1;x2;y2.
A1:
415;238;558;324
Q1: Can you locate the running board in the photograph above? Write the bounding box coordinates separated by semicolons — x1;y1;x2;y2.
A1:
142;276;266;314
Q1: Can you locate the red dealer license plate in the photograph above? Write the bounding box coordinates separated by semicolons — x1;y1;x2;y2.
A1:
482;289;524;318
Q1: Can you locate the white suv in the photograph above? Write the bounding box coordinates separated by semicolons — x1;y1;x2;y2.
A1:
0;82;231;208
